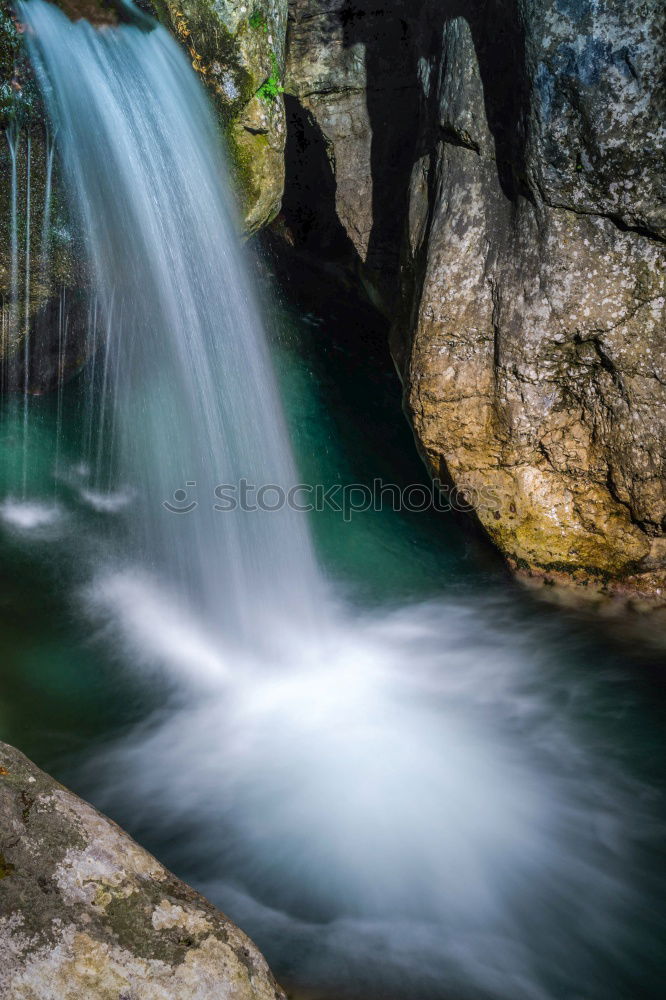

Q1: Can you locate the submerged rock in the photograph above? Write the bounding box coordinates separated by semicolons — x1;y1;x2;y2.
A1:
0;741;286;1000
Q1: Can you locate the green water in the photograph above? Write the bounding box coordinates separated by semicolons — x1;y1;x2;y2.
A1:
1;259;665;1000
0;265;491;763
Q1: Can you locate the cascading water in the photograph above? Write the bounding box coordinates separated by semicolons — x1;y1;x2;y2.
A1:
19;0;322;644
5;4;665;1000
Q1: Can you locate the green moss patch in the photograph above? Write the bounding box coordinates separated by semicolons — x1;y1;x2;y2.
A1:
0;852;16;879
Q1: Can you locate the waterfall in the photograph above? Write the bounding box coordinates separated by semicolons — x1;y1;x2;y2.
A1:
19;0;323;645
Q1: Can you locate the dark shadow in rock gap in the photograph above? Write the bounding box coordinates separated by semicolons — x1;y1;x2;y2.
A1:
339;0;422;303
261;227;505;583
338;0;531;276
280;93;359;263
1;287;89;396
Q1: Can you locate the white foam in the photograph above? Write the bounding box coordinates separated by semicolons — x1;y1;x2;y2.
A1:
0;499;64;532
86;569;230;684
81;581;660;999
79;487;134;513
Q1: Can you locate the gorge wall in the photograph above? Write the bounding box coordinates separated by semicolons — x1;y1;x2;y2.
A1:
282;0;666;603
151;0;289;233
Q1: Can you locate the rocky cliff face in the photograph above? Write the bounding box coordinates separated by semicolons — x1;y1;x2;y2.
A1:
283;0;666;602
0;741;286;1000
400;0;666;601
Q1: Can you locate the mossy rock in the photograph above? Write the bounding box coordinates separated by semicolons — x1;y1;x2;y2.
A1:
0;741;287;999
151;0;288;232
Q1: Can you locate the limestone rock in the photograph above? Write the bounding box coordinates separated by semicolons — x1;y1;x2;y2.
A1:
395;0;666;600
0;741;286;1000
153;0;289;232
283;0;666;600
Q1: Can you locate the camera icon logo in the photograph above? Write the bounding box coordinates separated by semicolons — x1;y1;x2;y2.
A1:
162;481;198;514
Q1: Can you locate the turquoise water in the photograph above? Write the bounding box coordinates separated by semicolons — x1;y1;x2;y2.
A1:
1;262;665;1000
0;266;490;759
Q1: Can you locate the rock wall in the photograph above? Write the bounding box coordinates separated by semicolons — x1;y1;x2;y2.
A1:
283;0;421;307
283;0;666;602
0;741;286;1000
398;0;666;600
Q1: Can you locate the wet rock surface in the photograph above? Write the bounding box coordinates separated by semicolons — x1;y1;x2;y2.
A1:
0;0;85;389
153;0;289;232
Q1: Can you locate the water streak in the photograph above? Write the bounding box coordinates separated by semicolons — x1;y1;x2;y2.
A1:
5;125;19;402
21;132;32;497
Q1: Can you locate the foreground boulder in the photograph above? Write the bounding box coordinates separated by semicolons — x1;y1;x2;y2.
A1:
0;741;286;1000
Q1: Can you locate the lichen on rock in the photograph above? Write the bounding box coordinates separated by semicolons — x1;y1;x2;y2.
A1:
394;0;666;602
0;741;287;1000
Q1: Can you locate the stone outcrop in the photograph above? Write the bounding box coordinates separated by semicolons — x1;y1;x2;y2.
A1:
398;0;666;601
152;0;289;233
282;0;666;603
0;741;286;1000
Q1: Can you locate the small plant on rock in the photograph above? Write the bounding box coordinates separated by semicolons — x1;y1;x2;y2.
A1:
257;52;283;103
